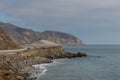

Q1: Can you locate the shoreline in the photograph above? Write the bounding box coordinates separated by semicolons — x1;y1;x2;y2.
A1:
29;60;57;79
0;46;86;80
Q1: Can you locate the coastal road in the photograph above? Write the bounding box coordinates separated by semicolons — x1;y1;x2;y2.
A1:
0;44;60;55
0;48;28;55
0;45;35;55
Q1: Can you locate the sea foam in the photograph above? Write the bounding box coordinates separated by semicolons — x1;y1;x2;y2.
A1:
29;60;57;79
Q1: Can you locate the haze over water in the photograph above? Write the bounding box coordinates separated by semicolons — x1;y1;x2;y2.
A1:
35;45;120;80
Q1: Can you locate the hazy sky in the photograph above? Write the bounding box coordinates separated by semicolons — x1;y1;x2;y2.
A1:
0;0;120;44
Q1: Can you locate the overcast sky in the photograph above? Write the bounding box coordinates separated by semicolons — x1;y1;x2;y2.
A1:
0;0;120;44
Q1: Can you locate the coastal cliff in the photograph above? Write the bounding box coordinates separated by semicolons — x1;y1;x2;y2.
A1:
0;46;86;80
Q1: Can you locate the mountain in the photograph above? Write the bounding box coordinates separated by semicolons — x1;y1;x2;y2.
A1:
40;30;83;45
0;22;83;45
0;22;41;45
0;27;19;50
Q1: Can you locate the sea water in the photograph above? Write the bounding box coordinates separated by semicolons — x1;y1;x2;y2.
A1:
32;45;120;80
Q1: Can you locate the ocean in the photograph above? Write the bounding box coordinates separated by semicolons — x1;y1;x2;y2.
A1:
31;45;120;80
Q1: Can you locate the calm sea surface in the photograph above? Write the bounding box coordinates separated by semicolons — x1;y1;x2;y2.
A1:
33;45;120;80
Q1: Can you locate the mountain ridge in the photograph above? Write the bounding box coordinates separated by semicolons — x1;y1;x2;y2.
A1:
0;22;83;45
40;30;83;45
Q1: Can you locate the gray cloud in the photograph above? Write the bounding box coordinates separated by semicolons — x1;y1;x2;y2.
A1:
1;0;120;17
0;0;120;44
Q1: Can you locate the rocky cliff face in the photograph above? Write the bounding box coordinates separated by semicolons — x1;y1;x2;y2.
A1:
0;27;19;50
0;22;83;45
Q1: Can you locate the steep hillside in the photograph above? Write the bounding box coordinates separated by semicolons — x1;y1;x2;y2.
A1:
0;22;41;44
40;30;83;45
0;22;83;45
0;27;19;50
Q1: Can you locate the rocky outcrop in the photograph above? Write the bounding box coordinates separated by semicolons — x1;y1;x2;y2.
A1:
65;52;87;58
0;22;83;45
0;27;20;50
21;46;86;59
21;46;66;59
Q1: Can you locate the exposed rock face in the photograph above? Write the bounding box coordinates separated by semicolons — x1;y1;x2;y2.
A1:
0;22;83;45
0;27;19;50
